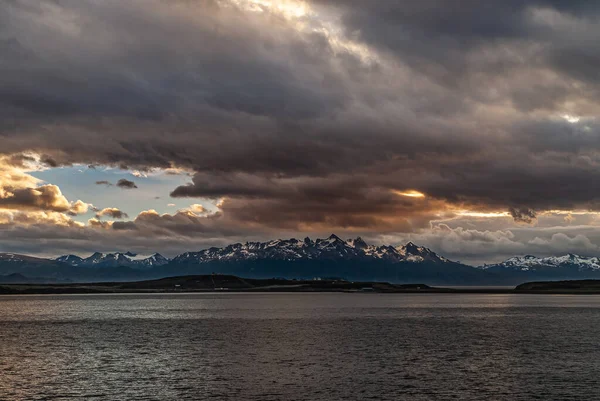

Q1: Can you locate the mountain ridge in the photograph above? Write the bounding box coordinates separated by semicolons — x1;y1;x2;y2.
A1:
56;252;169;269
481;253;600;276
171;234;450;266
0;235;473;284
3;236;600;284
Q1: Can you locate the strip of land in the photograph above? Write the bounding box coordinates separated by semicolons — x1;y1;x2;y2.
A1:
2;274;600;294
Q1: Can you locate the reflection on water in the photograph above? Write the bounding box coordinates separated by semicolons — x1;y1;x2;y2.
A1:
1;293;600;400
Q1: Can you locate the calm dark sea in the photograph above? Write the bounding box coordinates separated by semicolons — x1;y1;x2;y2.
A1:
1;293;600;400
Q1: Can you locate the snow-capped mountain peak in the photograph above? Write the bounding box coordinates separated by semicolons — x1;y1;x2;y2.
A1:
347;237;368;249
55;252;170;269
395;242;448;263
56;254;84;264
54;236;452;269
171;235;451;265
316;234;347;248
482;254;600;271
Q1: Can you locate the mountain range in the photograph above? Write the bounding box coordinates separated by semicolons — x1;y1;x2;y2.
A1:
482;254;600;279
56;252;169;269
2;234;600;285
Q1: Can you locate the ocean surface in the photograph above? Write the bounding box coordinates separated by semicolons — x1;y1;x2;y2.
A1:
1;293;600;400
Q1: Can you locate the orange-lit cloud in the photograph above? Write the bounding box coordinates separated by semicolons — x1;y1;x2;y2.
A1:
393;190;426;198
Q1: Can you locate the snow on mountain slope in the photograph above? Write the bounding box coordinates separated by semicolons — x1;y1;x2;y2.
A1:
53;235;453;268
172;235;451;265
56;252;170;269
0;253;57;264
481;254;600;271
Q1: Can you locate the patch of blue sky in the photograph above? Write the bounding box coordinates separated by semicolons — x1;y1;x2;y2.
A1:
30;165;215;222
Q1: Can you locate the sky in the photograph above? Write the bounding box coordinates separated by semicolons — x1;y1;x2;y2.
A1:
2;0;600;265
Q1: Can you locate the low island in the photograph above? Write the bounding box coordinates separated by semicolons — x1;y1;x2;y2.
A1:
0;274;435;294
3;275;600;294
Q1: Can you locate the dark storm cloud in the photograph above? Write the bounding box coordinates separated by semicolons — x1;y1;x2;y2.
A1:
95;180;112;186
509;207;538;224
0;0;343;121
312;1;600;81
516;119;600;153
40;154;59;168
95;207;128;219
108;209;273;239
116;179;137;189
0;0;478;171
170;172;282;199
410;154;600;214
171;172;451;231
3;0;600;242
169;152;600;230
308;0;600;122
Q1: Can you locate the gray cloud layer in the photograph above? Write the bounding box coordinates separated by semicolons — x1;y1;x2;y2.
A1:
2;0;600;260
